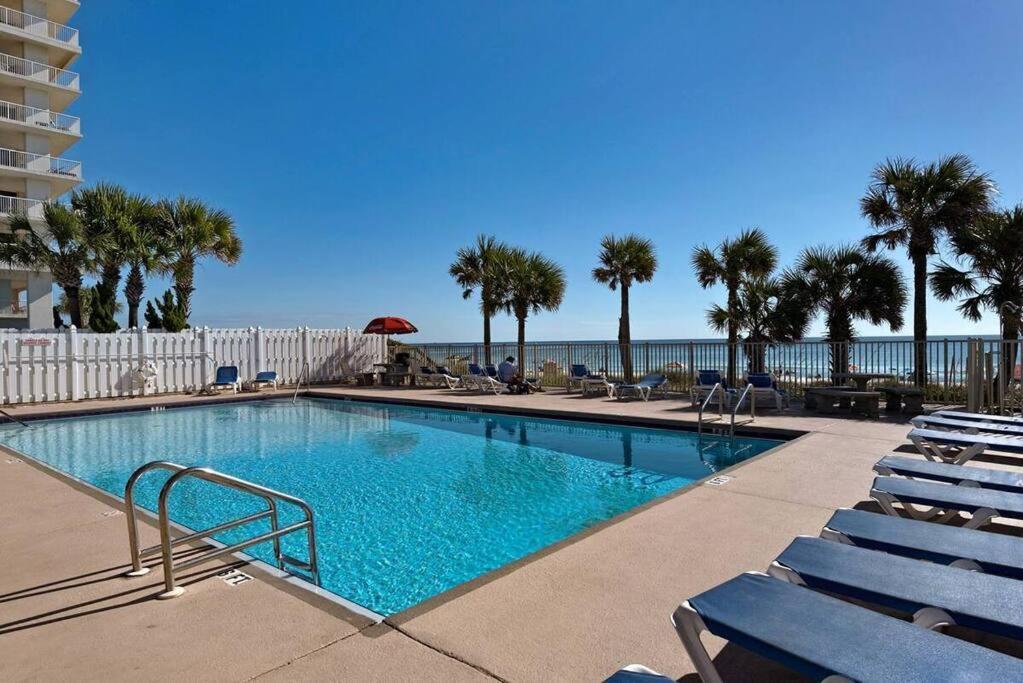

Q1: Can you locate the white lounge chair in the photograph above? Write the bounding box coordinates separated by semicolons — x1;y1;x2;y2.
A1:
745;372;789;410
690;370;734;408
468;363;506;395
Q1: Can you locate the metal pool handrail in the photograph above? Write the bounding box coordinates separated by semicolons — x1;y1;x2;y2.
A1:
123;460;319;599
730;383;756;436
292;361;310;404
697;383;725;436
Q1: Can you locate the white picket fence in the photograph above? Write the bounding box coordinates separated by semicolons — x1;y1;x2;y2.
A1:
0;327;387;404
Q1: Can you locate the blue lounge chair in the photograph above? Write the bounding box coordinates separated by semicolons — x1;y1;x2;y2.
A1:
874;455;1023;493
251;370;278;390
934;409;1023;426
672;572;1023;682
745;372;789;410
614;373;668;401
870;475;1023;529
913;413;1023;436
467;363;506;395
822;508;1023;579
690;370;733;408
566;363;610;394
909;427;1023;464
770;535;1023;640
208;365;239;393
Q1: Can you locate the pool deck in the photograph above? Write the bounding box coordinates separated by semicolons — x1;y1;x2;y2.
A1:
0;386;1014;681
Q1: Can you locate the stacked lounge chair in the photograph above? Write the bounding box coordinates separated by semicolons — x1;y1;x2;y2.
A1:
745;372;789;410
604;407;1023;682
690;370;734;408
567;364;614;395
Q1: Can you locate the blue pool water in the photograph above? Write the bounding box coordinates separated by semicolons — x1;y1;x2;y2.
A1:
0;398;781;615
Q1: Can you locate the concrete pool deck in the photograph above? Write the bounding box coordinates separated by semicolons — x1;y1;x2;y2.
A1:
0;386;1013;681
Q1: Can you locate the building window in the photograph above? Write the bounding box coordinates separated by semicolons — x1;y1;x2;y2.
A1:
0;278;28;317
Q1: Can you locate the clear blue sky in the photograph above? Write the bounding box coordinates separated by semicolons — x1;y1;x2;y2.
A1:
74;1;1023;342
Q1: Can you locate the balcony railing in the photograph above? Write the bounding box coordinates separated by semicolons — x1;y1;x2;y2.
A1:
0;6;79;47
0;196;43;215
0;146;81;179
0;52;79;90
0;100;80;135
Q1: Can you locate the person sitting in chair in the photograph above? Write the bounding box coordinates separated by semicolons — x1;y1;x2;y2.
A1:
497;356;532;394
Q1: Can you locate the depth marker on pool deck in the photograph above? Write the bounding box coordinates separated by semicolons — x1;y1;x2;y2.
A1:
705;475;733;486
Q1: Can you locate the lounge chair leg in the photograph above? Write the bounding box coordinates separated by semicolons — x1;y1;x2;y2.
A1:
819;527;854;545
964;507;998;529
912;607;956;631
871;490;902;517
671;601;724;683
766;562;806;585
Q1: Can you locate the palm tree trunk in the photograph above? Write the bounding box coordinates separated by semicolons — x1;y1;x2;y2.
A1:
726;284;738;387
998;313;1019;398
913;255;928;387
482;304;492;365
124;263;145;329
620;284;633;382
173;258;195;323
65;285;83;328
516;313;526;373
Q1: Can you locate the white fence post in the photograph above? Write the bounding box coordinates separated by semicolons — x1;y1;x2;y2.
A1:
67;325;81;401
200;326;211;387
253;326;264;373
301;326;312;377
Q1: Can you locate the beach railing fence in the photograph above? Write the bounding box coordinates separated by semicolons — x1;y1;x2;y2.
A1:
398;337;1011;404
0;326;386;404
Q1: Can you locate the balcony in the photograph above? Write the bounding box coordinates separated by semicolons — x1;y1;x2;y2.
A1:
0;6;80;68
0;99;80;154
0;53;80;109
0;196;43;218
0;146;81;193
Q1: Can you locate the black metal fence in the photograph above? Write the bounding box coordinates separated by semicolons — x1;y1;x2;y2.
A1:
393;338;1017;404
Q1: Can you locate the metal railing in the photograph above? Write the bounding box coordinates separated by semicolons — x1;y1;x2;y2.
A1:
123;460;319;599
292;361;309;403
0;5;79;47
0;99;80;134
399;337;1000;404
697;383;725;436
0;52;79;90
730;383;755;433
0;146;81;179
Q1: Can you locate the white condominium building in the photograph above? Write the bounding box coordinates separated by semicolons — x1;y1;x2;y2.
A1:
0;0;81;329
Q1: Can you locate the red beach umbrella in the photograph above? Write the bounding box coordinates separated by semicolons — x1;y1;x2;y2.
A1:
363;317;419;335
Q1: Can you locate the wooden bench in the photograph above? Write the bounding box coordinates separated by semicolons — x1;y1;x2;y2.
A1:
807;388;881;418
879;386;925;414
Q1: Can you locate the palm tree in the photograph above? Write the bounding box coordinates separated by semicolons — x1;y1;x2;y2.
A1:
706;275;808;375
861;154;994;385
781;245;907;376
692;228;777;386
500;248;566;365
593;234;657;382
72;184;148;330
449;235;509;364
122;205;167;329
931;206;1023;386
1;203;104;327
156;196;241;323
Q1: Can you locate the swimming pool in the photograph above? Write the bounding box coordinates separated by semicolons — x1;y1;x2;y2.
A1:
0;398;782;615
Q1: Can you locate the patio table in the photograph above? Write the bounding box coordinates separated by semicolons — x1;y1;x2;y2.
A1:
832;372;895;391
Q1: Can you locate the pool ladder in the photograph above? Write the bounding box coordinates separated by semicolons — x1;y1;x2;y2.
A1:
292;361;310;404
123;460;320;599
697;382;755;438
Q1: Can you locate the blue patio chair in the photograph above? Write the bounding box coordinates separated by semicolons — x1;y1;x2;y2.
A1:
769;535;1023;641
251;370;278;390
874;455;1023;493
822;508;1023;580
614;373;668;401
870;475;1023;529
908;426;1023;465
672;572;1023;682
691;369;733;408
209;365;239;393
567;363;606;393
745;372;789;410
913;413;1023;437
